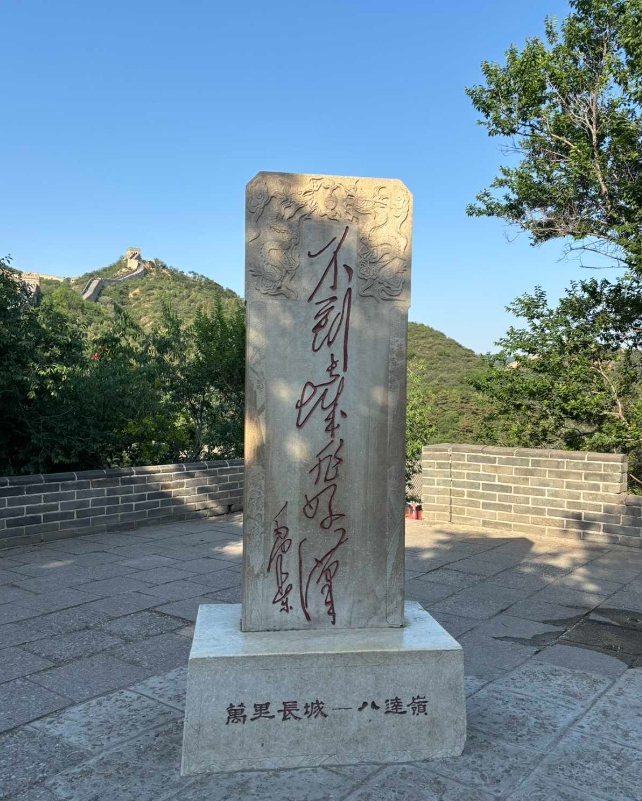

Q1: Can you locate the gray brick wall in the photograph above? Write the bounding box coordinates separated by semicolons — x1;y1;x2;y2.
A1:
421;444;642;548
0;459;244;549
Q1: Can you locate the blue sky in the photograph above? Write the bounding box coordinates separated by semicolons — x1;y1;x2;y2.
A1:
2;0;607;353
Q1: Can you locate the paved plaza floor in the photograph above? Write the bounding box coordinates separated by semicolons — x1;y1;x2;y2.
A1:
2;515;642;799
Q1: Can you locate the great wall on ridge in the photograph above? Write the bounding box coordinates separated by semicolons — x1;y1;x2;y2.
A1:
16;248;148;305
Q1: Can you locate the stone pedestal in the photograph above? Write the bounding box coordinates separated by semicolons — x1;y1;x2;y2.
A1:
181;602;466;775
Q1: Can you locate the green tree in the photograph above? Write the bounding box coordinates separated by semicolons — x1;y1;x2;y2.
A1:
0;259;246;474
0;258;88;474
150;298;245;461
466;0;642;272
472;273;642;487
405;362;435;502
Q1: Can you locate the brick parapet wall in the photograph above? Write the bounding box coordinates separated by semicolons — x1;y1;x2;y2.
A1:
0;459;244;549
421;444;642;548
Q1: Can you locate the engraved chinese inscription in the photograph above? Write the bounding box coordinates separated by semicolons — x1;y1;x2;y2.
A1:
243;172;412;632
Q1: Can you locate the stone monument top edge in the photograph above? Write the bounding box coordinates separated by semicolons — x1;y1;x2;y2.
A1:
246;170;412;197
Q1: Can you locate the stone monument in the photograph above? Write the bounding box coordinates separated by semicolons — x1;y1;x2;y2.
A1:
181;172;466;774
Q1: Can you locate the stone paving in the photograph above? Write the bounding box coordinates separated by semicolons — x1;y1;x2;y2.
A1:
2;515;642;799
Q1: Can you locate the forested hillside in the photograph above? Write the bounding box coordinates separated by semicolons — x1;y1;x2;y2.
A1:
40;257;241;333
407;322;485;444
3;253;486;475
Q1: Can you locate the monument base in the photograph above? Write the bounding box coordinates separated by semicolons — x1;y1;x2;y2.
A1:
181;601;466;775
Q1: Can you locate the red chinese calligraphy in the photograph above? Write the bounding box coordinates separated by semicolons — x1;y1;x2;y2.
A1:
267;502;293;614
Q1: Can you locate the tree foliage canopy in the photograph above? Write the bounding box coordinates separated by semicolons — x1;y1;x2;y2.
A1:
472;273;642;487
0;259;245;475
467;0;642;271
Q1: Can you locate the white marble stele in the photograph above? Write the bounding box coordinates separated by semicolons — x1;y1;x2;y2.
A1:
181;602;466;774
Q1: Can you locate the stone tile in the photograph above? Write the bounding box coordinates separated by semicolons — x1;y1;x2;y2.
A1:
126;527;183;541
32;689;181;753
184;569;241;591
574;669;642;749
11;553;119;573
464;676;489;697
103;543;169;559
485;569;552;593
415;568;483;589
466;685;579;751
195;542;242;562
0;585;37;604
48;719;191;801
152;596;215;622
0;678;69;732
556;571;632;594
86;533;144;548
463;662;506;683
111;633;191;672
153;544;217;562
430;584;530;621
405;579;456;606
29;654;150;702
459;633;537;672
470;613;563;644
530;584;608;610
534;643;628;677
71;576;154;597
504;599;585;625
428;611;478;638
507;775;605;800
129;566;198;585
28;605;113;635
0;647;53;683
491;660;612;711
0;557;27;568
507;561;571;581
10;560;78;577
539;731;642;801
589;606;642;631
527;551;600;570
99;610;184;639
599;588;642;615
114;554;181;569
0;726;87;798
207;585;242;604
179;557;240;574
56;551;123;566
325;763;382;782
130;665;187;710
0;568;25;584
14;564;135;594
139;580;210;603
427;729;540;798
21;629;124;663
0;620;49;647
5;784;62;800
40;541;103;555
78;592;160;619
178;766;353;801
627;576;642;593
1;550;59;564
446;557;507;577
404;555;455;573
18;588;100;613
561;618;642;656
0;603;39;625
342;764;493;800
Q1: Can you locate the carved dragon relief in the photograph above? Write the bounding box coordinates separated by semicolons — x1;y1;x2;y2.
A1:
246;174;411;302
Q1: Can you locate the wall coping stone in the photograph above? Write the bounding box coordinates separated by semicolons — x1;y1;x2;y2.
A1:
3;458;235;487
423;444;627;464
